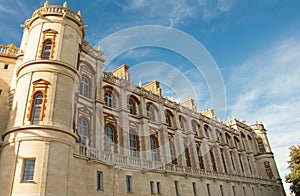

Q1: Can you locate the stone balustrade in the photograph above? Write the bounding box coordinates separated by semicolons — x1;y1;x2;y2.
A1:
32;5;83;24
75;144;277;186
0;44;19;57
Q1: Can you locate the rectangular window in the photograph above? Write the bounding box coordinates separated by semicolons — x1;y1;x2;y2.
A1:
22;159;35;181
4;64;8;69
174;181;179;196
96;171;103;190
207;184;211;196
150;181;155;194
232;186;236;196
126;175;132;192
252;187;256;196
157;182;161;194
243;187;247;196
220;185;224;196
192;182;197;196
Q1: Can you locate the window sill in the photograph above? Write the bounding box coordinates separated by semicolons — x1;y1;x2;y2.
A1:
20;180;37;184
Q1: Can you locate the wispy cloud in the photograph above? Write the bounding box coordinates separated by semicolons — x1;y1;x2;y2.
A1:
227;36;300;193
114;0;235;26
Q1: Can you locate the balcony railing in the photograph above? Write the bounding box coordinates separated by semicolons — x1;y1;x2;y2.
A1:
75;144;277;186
0;44;19;57
32;5;83;24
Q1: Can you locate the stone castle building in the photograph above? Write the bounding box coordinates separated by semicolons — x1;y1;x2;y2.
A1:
0;1;285;196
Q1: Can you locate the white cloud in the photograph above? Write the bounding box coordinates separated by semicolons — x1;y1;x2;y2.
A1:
114;0;235;26
228;36;300;194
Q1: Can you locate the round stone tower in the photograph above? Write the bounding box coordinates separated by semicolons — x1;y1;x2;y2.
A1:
0;1;84;195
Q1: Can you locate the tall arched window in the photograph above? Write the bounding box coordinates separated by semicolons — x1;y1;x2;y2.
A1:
220;148;227;173
165;111;172;127
127;100;134;115
179;116;185;130
106;125;115;153
169;139;177;164
78;118;88;145
150;136;158;161
184;143;191;167
129;131;138;157
257;138;265;153
31;93;43;124
210;149;217;171
42;40;52;59
192;122;198;136
264;161;273;179
226;133;231;145
204;125;210;139
105;92;113;107
197;146;205;169
80;76;89;97
146;106;154;121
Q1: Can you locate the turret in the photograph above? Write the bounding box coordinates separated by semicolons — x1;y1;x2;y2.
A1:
0;2;84;195
251;123;283;191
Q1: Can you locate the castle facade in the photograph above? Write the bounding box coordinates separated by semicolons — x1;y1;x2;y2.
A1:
0;2;285;196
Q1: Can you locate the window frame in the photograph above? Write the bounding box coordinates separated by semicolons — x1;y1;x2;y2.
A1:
80;75;90;98
78;118;88;145
22;159;36;182
126;175;132;193
104;92;113;107
129;130;139;157
96;171;103;190
42;40;52;59
105;124;115;153
31;93;43;125
150;135;159;161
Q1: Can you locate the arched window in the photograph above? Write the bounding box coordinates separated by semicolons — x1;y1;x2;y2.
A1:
204;125;210;139
150;136;158;161
234;137;240;149
80;76;89;97
197;146;205;169
241;133;246;150
215;129;222;142
106;125;115;153
31;93;43;124
264;161;273;179
169;139;177;164
127;100;134;115
210;149;217;171
146;106;154;121
78;118;88;145
42;40;52;59
225;133;231;145
105;92;113;107
220;148;227;173
129;131;138;157
192;122;198;136
257;138;265;153
179;116;186;130
165;111;172;127
184;143;191;167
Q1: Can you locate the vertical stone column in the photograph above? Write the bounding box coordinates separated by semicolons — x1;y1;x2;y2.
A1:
214;144;224;173
241;152;251;176
118;87;129;156
233;149;242;175
140;118;150;159
174;130;185;166
224;146;235;174
159;126;169;163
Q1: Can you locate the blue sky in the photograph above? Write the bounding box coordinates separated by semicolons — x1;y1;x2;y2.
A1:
1;0;300;194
